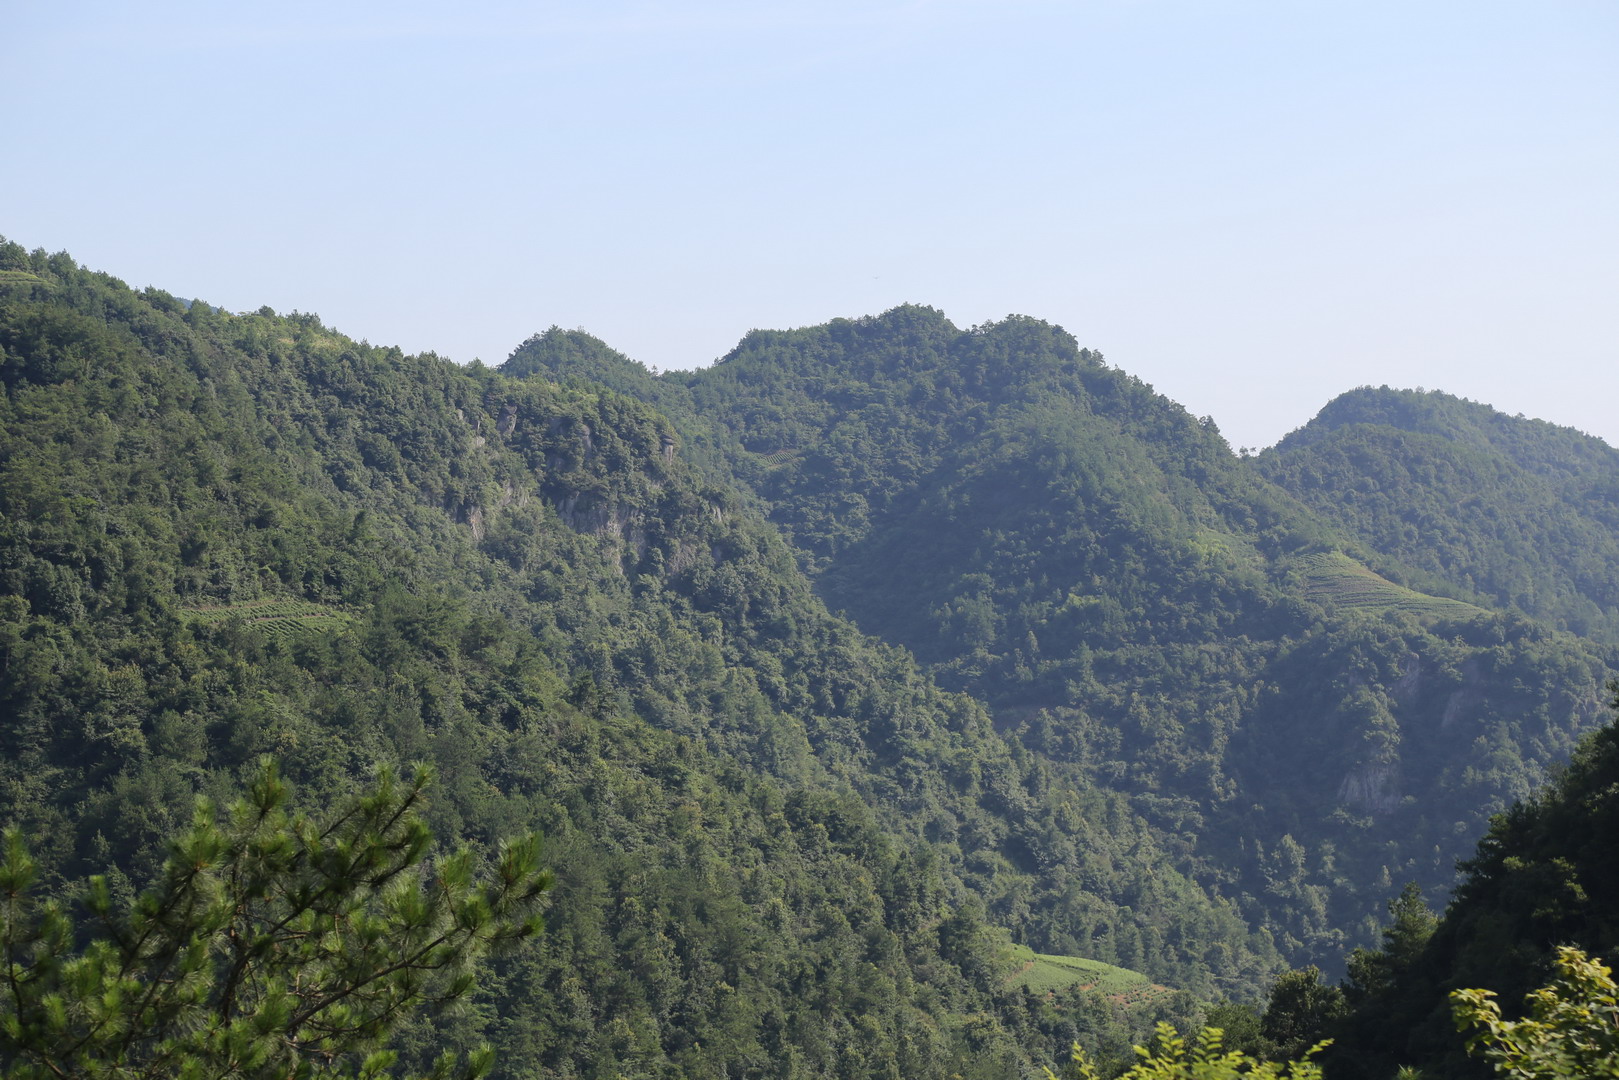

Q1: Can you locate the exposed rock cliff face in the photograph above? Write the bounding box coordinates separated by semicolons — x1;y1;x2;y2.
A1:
1338;762;1401;814
555;494;633;539
1392;652;1422;703
1442;658;1484;729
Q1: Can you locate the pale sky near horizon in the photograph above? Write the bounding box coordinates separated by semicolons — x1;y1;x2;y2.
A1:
5;1;1616;450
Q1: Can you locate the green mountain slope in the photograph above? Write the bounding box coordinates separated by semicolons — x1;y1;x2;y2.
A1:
1257;385;1619;642
7;241;1614;1074
506;306;1614;974
1321;699;1619;1079
0;242;1284;1076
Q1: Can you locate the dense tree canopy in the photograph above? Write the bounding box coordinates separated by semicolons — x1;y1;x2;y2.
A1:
1297;689;1619;1079
510;305;1615;978
3;238;1615;1076
0;241;1224;1075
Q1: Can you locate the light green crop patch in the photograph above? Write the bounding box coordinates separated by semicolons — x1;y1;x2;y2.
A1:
1005;943;1162;999
1299;552;1488;620
180;598;351;640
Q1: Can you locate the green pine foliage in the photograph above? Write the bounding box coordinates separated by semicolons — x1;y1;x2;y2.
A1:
0;761;548;1080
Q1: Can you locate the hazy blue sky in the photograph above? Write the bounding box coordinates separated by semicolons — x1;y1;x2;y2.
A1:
5;1;1615;449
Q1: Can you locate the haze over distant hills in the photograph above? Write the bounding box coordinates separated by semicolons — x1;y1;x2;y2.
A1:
2;240;1615;1078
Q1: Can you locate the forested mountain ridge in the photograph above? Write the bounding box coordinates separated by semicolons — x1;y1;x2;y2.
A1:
4;240;1615;1077
501;327;735;492
1257;385;1619;643
0;241;1300;1077
506;306;1614;976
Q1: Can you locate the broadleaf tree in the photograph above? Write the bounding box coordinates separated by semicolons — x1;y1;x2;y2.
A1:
1452;946;1619;1079
1048;1023;1328;1079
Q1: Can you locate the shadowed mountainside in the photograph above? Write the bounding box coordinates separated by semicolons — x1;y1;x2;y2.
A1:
508;307;1613;974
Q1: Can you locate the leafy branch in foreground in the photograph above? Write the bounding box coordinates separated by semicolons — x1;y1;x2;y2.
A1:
0;760;551;1080
1452;945;1619;1079
1049;1022;1327;1079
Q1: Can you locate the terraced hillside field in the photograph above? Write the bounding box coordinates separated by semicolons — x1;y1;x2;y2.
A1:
1003;944;1169;1004
1298;552;1488;620
180;599;350;640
